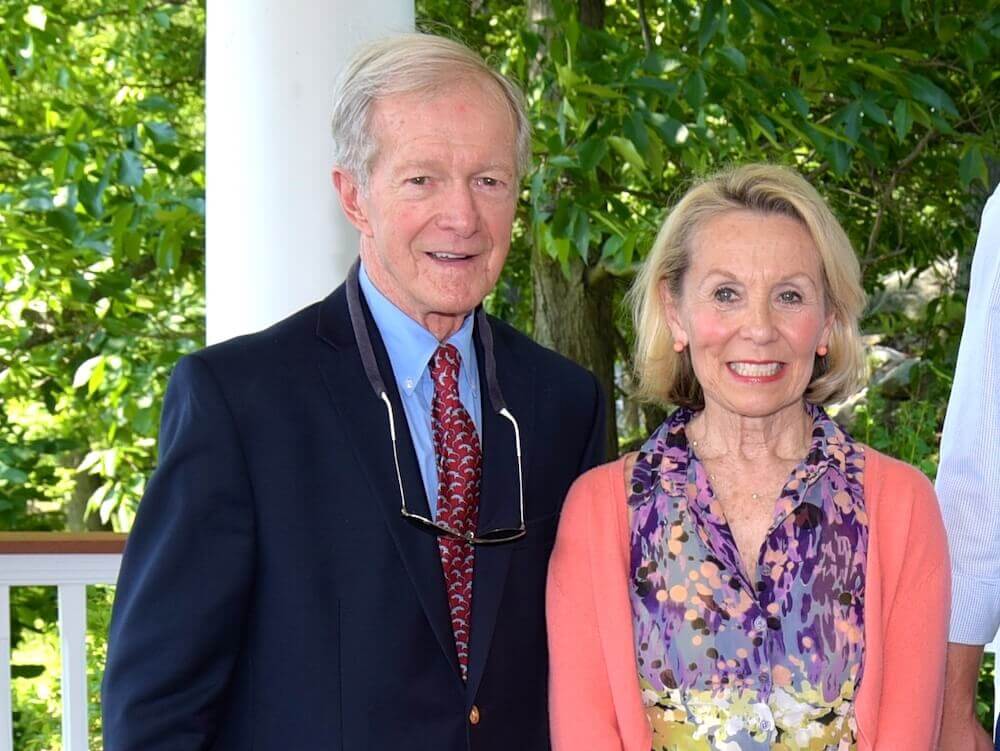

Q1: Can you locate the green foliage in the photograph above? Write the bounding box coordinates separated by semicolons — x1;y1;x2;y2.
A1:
10;586;113;750
1;0;206;533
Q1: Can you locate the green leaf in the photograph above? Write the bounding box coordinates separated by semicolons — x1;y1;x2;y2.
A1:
684;70;707;109
861;97;889;126
698;0;723;53
959;145;988;189
624;111;650;155
548;155;578;169
842;101;862;143
155;228;181;272
576;83;624;100
862;13;882;33
10;664;44;679
79;177;105;218
556;64;586;91
153;10;171;28
827;141;851;175
753;113;778;147
118;150;144;187
629;77;678;98
716;47;747;73
578;139;608;172
144;121;178;145
138;95;175;112
52;146;70;184
902;73;959;117
783;88;810;119
893;100;913;142
46;207;79;240
73;356;103;390
607;136;646;172
110;205;135;239
571;209;591;262
64;108;87;141
647;112;689;147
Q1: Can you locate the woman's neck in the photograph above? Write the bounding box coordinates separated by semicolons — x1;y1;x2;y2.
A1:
687;400;813;464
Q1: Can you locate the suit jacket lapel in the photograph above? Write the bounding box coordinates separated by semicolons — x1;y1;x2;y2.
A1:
466;316;536;700
315;285;462;681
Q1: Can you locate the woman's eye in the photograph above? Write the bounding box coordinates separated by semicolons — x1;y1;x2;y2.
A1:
778;290;803;304
713;287;737;303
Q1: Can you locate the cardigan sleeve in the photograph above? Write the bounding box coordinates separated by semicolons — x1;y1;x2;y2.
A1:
871;457;951;749
547;465;626;751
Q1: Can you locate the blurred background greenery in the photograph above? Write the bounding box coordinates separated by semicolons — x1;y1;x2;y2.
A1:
1;0;997;746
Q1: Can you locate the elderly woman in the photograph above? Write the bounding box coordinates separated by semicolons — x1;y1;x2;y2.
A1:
547;164;949;750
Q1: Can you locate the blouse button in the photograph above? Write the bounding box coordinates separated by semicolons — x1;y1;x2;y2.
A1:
759;564;772;577
752;616;767;632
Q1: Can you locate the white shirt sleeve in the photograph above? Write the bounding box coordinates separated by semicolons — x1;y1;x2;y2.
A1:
935;184;1000;645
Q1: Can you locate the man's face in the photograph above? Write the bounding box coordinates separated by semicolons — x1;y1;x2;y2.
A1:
337;80;519;340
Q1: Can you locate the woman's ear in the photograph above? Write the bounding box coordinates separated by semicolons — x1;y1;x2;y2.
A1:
659;279;688;349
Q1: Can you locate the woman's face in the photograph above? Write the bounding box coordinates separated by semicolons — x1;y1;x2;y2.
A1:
662;210;834;420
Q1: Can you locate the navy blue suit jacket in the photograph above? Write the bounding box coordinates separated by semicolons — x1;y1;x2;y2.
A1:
102;281;605;750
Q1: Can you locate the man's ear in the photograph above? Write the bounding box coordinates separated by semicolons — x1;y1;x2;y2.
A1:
659;279;688;348
332;167;373;237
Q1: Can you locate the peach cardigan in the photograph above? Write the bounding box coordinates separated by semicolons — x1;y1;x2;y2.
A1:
547;448;950;750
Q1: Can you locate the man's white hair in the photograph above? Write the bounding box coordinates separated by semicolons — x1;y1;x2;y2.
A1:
331;33;531;189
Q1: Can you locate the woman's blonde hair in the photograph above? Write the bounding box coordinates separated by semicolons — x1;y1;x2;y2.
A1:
631;164;867;409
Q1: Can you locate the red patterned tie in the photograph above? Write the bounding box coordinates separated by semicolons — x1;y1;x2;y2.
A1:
430;344;481;681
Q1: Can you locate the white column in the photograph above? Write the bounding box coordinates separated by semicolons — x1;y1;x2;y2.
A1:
58;585;87;751
206;0;414;344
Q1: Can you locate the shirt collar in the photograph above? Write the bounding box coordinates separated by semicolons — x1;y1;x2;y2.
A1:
629;403;855;511
358;262;476;396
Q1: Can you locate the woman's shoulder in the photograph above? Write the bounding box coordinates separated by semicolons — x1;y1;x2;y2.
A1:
860;445;945;554
861;445;936;504
561;455;633;537
570;455;632;496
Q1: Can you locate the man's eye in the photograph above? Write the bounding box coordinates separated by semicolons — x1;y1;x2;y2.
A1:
778;290;803;304
477;176;500;187
714;287;737;303
407;176;429;186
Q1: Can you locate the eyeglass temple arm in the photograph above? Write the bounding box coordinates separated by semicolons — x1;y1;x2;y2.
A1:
499;407;526;529
379;392;411;516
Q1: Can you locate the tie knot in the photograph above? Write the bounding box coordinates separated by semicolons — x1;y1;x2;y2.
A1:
431;344;461;389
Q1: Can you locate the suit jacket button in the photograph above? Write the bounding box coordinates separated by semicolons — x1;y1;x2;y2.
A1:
469;705;481;725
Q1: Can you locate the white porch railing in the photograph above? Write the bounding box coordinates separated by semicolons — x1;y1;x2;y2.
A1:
0;533;125;751
0;533;995;746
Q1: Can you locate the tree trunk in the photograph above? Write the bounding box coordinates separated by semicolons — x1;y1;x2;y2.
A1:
531;251;618;460
528;0;617;460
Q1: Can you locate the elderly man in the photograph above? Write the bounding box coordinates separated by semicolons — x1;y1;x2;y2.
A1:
102;34;605;751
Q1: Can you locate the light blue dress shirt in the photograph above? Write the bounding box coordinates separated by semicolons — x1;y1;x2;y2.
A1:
936;184;1000;645
358;263;482;519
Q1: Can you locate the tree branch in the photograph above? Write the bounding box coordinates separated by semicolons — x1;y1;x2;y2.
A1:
636;0;653;54
866;128;936;258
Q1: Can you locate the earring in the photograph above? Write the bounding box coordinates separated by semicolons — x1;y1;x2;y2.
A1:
673;340;686;353
816;345;828;357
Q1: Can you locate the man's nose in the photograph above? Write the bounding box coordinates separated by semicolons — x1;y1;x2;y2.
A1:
436;183;480;238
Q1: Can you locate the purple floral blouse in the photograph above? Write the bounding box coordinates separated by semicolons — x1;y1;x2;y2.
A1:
628;404;868;750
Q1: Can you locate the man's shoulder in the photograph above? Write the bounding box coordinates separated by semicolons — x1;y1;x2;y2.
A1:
196;299;328;369
173;297;336;397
